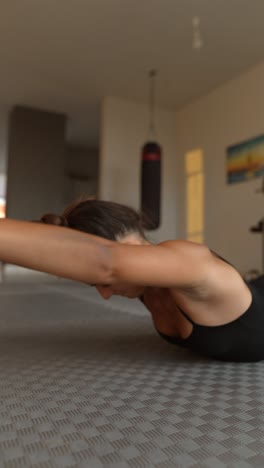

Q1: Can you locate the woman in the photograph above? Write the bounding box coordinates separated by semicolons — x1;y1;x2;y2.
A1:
1;198;263;362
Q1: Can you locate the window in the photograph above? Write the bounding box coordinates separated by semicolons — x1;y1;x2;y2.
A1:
0;174;6;218
185;149;204;243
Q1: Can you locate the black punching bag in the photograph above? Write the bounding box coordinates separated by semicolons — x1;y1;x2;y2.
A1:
141;141;162;230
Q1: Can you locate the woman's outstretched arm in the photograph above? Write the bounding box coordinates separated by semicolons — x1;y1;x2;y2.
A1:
0;219;213;289
0;219;113;284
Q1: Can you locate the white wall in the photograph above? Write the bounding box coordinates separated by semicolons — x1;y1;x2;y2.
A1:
176;61;264;274
99;97;179;242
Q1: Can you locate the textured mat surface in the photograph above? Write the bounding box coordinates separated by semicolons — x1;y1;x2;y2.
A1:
0;280;263;467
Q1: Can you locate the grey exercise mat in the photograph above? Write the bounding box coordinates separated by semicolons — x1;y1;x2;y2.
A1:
0;280;263;468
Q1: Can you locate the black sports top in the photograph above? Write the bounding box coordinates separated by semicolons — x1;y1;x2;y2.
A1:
157;280;264;362
145;252;264;362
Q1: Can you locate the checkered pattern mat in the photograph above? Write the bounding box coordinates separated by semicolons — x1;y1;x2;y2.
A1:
0;280;263;467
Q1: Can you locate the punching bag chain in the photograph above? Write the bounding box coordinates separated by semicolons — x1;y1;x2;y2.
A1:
148;69;157;139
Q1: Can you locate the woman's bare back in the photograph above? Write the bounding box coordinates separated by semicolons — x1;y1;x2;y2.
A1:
141;250;252;339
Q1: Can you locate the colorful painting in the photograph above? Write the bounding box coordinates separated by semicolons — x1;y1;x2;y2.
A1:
227;135;264;184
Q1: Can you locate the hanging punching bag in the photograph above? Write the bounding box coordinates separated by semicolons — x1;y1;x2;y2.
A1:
141;141;162;230
140;70;162;230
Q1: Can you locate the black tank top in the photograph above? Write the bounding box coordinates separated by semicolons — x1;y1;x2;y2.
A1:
153;251;264;362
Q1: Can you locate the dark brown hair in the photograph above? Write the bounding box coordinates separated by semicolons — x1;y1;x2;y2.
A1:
40;198;148;241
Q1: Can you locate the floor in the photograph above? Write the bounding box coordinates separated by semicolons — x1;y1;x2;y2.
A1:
0;268;263;467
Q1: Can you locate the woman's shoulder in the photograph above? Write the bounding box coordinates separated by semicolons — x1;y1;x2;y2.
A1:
158;238;207;250
109;239;213;289
157;239;210;259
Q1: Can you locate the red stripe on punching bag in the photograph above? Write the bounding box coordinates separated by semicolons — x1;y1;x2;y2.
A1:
142;152;161;161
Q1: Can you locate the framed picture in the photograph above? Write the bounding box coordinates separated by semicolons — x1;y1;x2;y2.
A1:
227;135;264;184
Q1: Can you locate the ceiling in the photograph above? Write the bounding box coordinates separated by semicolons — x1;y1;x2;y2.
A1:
0;0;264;145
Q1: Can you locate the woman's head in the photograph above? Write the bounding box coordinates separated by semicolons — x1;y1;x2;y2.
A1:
40;198;148;242
40;198;148;299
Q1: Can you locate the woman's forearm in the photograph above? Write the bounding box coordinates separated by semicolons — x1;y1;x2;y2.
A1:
0;219;112;284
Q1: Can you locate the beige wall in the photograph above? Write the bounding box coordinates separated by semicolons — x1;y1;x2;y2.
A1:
99;97;179;242
176;61;264;274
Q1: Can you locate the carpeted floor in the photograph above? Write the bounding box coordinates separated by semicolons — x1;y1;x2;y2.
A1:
0;278;263;467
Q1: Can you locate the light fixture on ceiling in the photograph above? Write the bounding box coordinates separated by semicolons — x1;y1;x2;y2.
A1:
192;16;203;50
